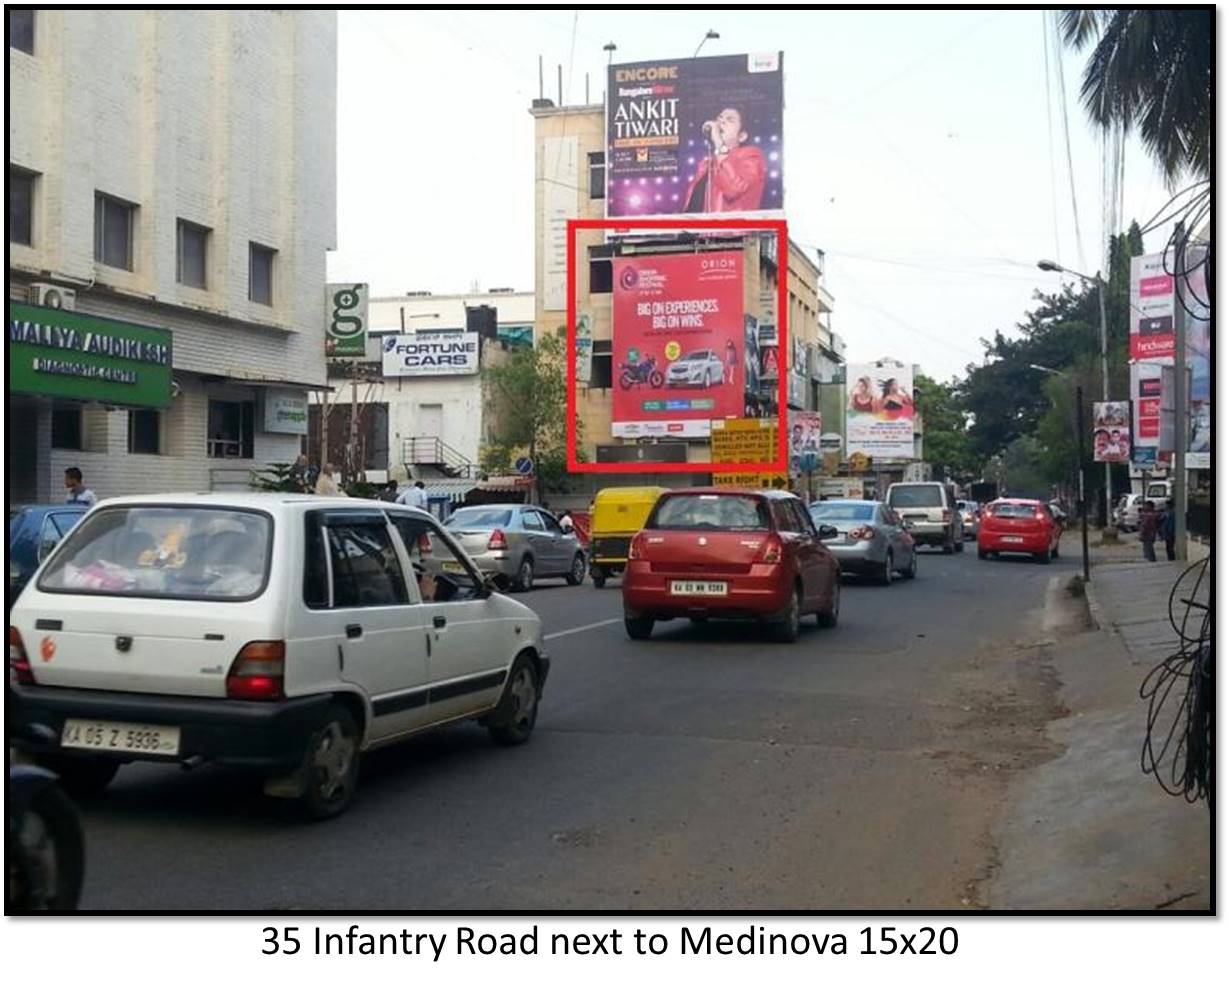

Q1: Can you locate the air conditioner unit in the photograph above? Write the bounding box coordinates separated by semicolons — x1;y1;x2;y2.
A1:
29;283;77;311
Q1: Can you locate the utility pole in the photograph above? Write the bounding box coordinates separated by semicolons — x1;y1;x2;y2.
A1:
1095;276;1111;528
1172;222;1188;561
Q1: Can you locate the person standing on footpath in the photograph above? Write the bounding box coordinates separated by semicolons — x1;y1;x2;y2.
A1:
1138;499;1159;562
396;480;429;510
64;467;97;506
1161;498;1177;561
315;463;345;497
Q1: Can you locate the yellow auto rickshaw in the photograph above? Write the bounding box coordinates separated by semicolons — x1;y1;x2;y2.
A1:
587;486;668;588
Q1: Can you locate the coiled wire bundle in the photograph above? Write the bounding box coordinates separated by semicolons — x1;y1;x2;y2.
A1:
1140;556;1212;804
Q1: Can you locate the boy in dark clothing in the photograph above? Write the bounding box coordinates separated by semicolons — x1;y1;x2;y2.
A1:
1139;500;1159;562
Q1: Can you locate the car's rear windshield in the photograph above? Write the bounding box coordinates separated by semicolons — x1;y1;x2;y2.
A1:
681;351;711;361
888;485;943;508
648;494;770;531
446;508;512;529
38;506;272;601
990;503;1041;518
810;503;874;521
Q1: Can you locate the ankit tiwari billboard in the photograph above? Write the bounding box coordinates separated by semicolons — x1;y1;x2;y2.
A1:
845;360;915;461
606;52;784;218
611;250;745;439
1093;401;1132;463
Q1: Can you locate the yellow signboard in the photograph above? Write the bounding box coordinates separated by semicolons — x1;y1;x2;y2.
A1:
712;472;789;489
710;418;779;464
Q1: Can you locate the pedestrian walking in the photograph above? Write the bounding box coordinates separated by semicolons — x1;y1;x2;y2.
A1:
64;466;97;506
1138;499;1159;562
1161;498;1177;561
289;454;311;492
315;463;344;497
396;480;429;510
377;480;399;502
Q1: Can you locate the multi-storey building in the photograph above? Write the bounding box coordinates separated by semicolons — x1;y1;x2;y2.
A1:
7;9;336;500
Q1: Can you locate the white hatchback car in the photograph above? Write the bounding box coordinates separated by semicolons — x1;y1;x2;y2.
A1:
9;493;550;819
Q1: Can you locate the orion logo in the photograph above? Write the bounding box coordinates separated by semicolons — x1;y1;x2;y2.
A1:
619;266;640;290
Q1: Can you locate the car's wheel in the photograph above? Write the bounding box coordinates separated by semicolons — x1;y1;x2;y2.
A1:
977;547;989;560
877;551;894;586
39;755;119;799
565;553;586;586
955;536;965;553
1051;542;1060;559
901;548;917;579
514;556;534;592
590;566;607;589
1035;551;1051;565
624;615;654;640
770;585;802;643
817;578;840;628
8;781;85;911
688;616;708;624
702;369;712;388
297;703;360;821
942;538;954;555
487;655;540;746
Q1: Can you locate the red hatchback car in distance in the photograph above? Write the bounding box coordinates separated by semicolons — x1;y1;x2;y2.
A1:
976;498;1061;563
622;489;842;642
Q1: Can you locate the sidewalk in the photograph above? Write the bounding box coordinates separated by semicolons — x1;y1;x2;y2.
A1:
986;533;1212;910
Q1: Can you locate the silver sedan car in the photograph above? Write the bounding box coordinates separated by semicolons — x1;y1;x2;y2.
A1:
666;349;725;388
956;500;981;539
444;503;586;591
808;499;917;584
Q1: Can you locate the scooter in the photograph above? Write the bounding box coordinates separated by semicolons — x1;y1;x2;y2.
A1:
7;720;85;912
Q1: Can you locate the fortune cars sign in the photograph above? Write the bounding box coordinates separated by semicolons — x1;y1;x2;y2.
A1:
382;330;479;377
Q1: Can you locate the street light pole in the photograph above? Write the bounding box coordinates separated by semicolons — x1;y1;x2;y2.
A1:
1037;259;1112;528
1076;383;1090;582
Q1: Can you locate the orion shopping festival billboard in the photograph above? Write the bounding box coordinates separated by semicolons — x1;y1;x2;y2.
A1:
611;250;745;439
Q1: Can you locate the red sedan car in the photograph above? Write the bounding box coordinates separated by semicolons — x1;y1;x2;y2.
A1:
622;488;842;642
977;498;1061;563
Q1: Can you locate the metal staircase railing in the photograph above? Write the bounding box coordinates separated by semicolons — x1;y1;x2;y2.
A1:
402;436;478;478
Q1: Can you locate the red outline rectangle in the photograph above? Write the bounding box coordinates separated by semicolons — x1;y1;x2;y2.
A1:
566;218;788;474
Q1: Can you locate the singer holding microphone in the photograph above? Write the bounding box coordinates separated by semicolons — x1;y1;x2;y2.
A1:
683;105;767;213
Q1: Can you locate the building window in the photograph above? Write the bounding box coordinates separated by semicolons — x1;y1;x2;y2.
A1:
51;405;82;450
590;340;612;388
127;409;160;454
588;152;606;199
207;399;255;459
94;192;135;270
9;167;35;245
176;219;209;289
9;9;34;54
589;258;612;293
249;242;275;305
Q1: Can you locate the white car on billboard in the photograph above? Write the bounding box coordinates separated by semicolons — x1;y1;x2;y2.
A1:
666;350;725;389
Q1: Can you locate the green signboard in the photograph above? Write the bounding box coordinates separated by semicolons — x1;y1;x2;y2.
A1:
325;283;369;357
8;302;173;408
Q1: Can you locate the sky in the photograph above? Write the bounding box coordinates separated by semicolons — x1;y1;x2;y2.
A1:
327;8;1181;383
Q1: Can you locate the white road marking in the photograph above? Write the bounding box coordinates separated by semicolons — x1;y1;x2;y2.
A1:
544;618;622;641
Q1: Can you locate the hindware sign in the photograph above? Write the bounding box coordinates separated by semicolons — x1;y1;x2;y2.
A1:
382;330;480;376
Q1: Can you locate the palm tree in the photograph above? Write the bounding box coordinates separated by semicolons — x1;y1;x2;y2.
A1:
1060;9;1210;184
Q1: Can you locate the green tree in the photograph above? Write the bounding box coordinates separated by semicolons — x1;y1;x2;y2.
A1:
913;374;977;481
481;329;581;498
1060;9;1211;183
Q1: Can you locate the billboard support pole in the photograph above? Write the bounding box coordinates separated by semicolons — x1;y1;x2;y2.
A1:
1172;222;1188;561
1077;383;1090;583
1096;276;1112;528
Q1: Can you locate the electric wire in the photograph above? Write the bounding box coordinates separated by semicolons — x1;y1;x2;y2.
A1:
1041;11;1062;262
1139;556;1212;805
1050;10;1087;272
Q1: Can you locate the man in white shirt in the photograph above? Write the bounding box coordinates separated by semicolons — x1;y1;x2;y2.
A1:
65;466;98;506
396;480;429;510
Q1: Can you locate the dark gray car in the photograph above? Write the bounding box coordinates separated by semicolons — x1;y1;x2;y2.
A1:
444;504;586;591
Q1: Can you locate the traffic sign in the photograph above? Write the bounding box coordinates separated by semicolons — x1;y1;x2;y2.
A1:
514;456;534;476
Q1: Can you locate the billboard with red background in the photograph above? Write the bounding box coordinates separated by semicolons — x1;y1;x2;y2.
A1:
1129;253;1175;361
611;250;745;439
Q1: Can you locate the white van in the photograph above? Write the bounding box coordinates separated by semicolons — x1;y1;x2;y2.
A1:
9;493;550;819
886;482;964;553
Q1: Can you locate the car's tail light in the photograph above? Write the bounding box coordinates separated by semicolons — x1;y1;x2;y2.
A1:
849;526;875;541
488;529;508;550
628;533;645;560
1034;510;1047;522
226;640;285;701
758;535;783;564
9;627;34;686
942;509;952;523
